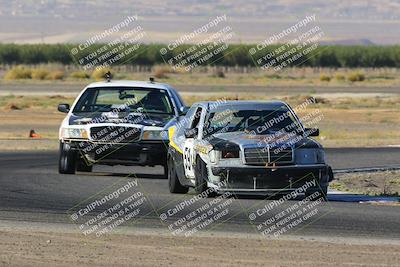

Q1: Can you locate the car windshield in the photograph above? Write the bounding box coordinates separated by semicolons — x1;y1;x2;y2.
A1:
73;87;174;114
203;108;303;136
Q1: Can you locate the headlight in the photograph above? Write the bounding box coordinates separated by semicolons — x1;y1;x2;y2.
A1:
208;150;221;164
142;130;166;140
295;148;325;164
61;128;88;139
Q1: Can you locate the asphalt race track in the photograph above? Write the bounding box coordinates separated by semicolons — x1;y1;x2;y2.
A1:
0;148;399;241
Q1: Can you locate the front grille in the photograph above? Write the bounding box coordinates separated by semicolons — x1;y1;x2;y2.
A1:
244;147;293;165
90;126;141;143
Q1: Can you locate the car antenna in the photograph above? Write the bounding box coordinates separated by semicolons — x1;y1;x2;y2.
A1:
105;71;112;82
149;77;155;83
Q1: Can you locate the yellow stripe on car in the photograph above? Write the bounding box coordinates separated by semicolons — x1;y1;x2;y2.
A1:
168;126;183;154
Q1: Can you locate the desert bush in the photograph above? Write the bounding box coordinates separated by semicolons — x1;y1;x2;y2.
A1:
3;66;32;80
4;103;22;110
319;74;331;82
47;70;65;80
70;71;90;79
213;69;225;78
31;68;49;80
335;73;345;81
347;71;366;82
92;67;112;81
153;65;173;79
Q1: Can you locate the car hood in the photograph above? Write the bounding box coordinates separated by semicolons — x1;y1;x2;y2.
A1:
68;112;174;128
208;131;321;150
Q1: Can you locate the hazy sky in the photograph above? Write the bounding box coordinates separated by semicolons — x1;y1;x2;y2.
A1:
1;0;400;44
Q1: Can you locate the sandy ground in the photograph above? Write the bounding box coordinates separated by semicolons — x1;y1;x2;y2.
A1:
1;222;400;267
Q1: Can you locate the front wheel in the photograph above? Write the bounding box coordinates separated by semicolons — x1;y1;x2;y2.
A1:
194;157;210;194
168;157;188;194
58;142;77;174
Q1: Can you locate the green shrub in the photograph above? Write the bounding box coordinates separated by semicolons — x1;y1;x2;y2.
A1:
70;71;90;79
319;74;331;82
347;72;365;82
91;67;111;81
3;66;32;80
31;68;49;80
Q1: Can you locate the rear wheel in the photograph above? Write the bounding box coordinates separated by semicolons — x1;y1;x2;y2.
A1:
168;157;188;194
58;142;76;174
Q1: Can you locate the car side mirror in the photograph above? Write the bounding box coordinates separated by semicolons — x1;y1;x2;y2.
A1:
58;103;70;113
179;106;190;116
184;128;198;138
305;128;319;136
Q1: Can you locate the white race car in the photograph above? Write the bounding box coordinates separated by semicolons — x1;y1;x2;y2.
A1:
167;100;333;198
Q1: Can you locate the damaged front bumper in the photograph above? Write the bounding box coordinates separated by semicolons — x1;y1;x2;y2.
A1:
208;164;333;195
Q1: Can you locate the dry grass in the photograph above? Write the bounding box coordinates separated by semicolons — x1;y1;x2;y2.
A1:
91;67;112;81
31;69;49;80
153;65;175;79
0;95;73;111
3;65;400;86
47;70;65;80
4;66;32;80
331;170;400;196
70;71;90;79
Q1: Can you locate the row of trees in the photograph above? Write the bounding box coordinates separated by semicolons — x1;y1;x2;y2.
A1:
1;43;400;68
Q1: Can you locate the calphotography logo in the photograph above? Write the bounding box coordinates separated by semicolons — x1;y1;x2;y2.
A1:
159;14;236;72
249;14;325;72
247;174;333;238
158;181;234;237
69;15;147;70
67;179;150;237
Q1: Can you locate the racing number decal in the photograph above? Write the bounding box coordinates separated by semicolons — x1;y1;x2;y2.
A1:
183;140;195;178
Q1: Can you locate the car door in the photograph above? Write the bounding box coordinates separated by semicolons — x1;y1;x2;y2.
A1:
183;106;203;179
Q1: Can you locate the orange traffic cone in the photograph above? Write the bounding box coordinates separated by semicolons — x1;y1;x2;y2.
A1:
29;129;41;138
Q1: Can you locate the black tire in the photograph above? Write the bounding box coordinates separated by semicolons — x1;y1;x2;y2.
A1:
194;157;209;194
305;186;328;201
76;156;93;172
168;157;188;194
58;142;77;174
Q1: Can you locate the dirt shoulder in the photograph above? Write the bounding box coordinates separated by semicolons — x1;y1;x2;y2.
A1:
1;220;399;267
332;170;400;196
1;225;399;267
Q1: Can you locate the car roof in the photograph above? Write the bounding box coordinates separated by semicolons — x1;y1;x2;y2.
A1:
85;80;175;91
194;100;289;111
